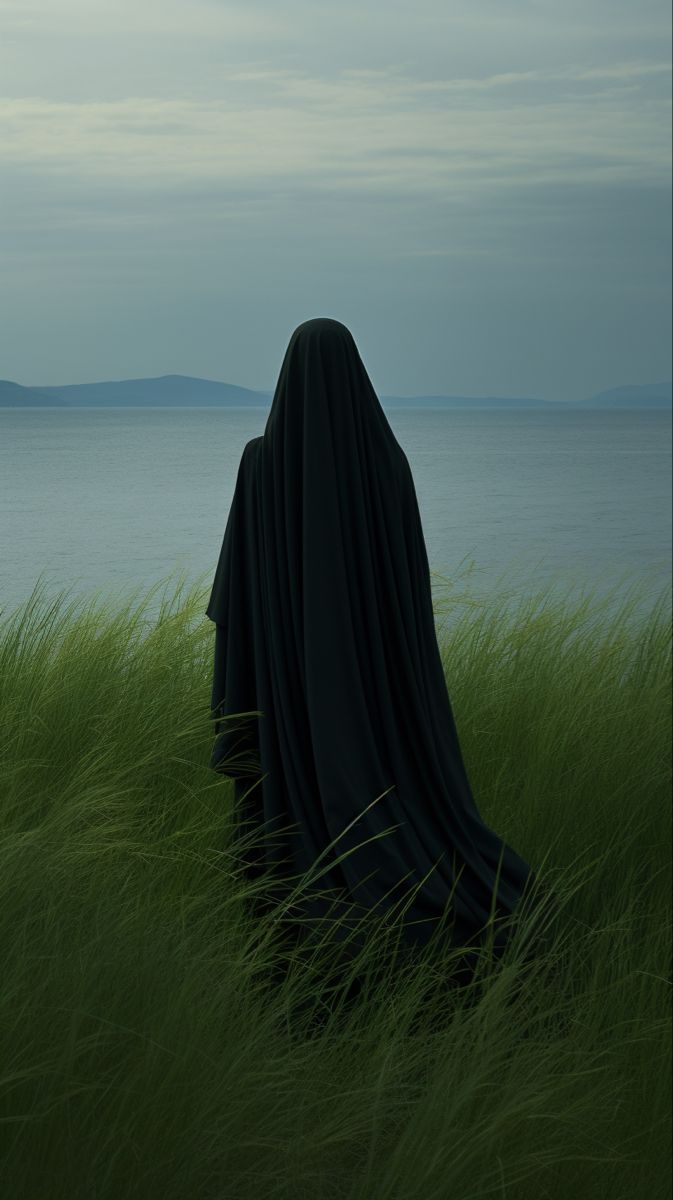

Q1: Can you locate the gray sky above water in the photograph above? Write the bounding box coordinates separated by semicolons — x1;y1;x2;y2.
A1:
1;0;671;400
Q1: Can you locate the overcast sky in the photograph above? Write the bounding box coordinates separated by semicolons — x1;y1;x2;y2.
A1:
1;0;671;400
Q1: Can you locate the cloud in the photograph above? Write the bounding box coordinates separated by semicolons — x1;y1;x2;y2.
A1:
0;60;669;218
0;0;287;38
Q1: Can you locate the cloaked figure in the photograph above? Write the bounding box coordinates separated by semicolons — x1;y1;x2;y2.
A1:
206;317;539;975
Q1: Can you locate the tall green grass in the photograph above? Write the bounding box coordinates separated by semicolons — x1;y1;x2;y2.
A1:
0;565;670;1199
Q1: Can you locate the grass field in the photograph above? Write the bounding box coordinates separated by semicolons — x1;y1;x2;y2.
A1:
0;565;670;1199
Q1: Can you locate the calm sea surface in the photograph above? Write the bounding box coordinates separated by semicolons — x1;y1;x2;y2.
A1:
1;407;671;627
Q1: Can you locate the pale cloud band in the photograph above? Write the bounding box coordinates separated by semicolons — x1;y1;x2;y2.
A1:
1;60;669;200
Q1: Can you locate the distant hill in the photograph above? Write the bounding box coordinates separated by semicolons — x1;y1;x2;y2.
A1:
1;373;671;409
0;379;66;406
382;382;672;408
25;374;272;407
578;382;672;409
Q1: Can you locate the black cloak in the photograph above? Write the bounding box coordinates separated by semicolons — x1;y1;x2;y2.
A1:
206;317;537;962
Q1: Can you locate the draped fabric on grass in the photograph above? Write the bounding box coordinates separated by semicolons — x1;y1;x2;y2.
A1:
206;317;536;965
